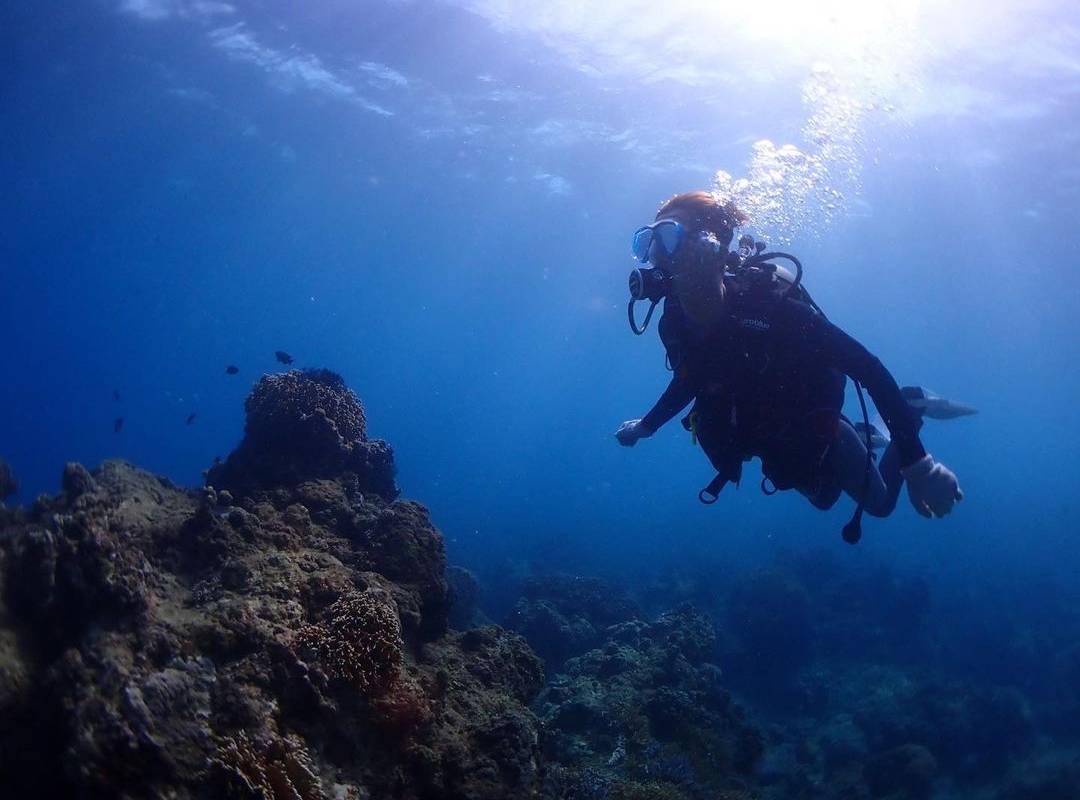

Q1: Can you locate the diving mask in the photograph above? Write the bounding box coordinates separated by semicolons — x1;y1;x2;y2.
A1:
631;219;686;264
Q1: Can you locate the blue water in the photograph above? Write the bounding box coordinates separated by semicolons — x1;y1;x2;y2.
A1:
3;0;1079;595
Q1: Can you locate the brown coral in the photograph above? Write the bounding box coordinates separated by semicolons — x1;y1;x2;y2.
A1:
297;589;403;692
246;369;367;444
211;730;325;800
206;369;398;500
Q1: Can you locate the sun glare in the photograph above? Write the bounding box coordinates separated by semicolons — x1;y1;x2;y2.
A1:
724;0;923;61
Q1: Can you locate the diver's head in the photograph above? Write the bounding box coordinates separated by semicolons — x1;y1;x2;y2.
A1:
626;190;746;335
633;190;746;272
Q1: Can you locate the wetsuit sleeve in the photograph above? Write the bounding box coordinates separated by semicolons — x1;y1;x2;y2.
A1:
640;372;695;433
639;303;695;433
798;305;927;467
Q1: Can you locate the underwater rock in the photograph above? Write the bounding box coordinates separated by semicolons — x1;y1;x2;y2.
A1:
1000;751;1080;800
61;461;98;498
206;368;398;501
864;743;937;799
522;574;642;627
0;381;544;798
447;564;484;629
0;458;17;501
536;603;763;798
505;574;642;670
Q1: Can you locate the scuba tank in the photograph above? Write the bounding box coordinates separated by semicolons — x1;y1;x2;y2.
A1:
724;234;821;313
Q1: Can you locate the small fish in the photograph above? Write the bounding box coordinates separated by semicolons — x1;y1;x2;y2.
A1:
225;365;239;375
112;389;121;401
186;413;197;425
275;350;294;365
114;417;124;433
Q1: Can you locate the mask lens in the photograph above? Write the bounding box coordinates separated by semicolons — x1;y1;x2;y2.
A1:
631;227;654;263
654;220;684;256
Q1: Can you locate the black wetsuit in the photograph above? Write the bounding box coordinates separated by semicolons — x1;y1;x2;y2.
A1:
641;278;926;496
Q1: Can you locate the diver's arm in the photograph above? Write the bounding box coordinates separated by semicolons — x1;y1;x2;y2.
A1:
802;311;927;467
636;302;696;434
640;372;696;434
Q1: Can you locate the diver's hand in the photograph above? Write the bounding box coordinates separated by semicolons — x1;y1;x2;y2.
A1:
902;454;963;518
615;419;653;447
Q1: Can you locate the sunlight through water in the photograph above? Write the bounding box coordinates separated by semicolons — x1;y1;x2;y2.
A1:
463;0;928;239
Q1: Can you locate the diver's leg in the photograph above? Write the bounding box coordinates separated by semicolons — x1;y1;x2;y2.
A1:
873;440;905;517
869;403;927;516
799;480;843;510
828;419;891;516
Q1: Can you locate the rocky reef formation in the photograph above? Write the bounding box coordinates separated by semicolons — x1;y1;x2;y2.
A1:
7;367;1068;800
206;369;398;501
0;458;16;503
536;604;764;800
689;550;1070;800
505;574;641;670
0;370;543;799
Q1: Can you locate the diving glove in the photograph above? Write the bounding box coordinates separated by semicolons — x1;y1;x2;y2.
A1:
615;419;653;447
902;454;963;518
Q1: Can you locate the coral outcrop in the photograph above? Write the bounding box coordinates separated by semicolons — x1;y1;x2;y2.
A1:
505;574;642;670
206;368;398;501
535;604;763;799
0;370;542;799
0;459;15;502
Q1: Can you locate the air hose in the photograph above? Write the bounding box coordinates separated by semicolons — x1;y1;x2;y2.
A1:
842;380;874;545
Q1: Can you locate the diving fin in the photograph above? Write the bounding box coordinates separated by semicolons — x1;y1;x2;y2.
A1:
901;386;979;420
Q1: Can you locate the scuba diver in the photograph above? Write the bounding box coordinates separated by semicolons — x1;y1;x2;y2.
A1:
614;191;971;543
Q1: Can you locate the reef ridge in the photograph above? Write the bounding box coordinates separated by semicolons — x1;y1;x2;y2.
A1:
0;370;543;799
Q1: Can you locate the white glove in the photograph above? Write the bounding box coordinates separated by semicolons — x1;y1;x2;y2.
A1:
615;419;653;447
902;454;963;518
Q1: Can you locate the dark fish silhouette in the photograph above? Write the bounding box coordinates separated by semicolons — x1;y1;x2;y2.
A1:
112;389;121;401
275;350;294;365
186;413;197;425
114;417;124;433
225;365;239;375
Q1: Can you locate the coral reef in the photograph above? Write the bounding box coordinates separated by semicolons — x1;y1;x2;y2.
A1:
206;369;398;500
0;458;15;501
534;604;763;799
296;588;403;691
210;730;324;800
447;564;485;629
709;552;1061;800
0;372;543;799
5;367;1069;800
505;574;642;669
